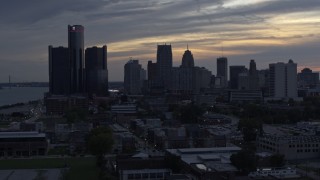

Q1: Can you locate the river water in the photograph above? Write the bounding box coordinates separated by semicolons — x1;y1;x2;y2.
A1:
0;87;48;106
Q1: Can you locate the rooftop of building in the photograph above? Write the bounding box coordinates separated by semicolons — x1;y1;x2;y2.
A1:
0;131;46;139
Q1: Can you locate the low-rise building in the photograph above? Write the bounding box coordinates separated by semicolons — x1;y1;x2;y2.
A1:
257;135;320;160
228;90;263;103
166;147;241;180
0;131;48;157
116;153;171;180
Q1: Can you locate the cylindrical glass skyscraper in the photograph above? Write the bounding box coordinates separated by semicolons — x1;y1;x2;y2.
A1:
68;25;85;93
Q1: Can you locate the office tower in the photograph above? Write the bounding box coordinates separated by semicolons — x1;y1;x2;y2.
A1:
156;44;173;89
85;46;108;97
68;25;85;94
147;60;157;89
181;48;194;68
249;59;257;76
238;70;250;90
170;67;194;94
124;60;146;95
217;57;228;88
229;66;246;89
269;60;297;99
48;46;69;95
193;67;212;94
258;69;270;97
297;68;319;88
249;60;259;90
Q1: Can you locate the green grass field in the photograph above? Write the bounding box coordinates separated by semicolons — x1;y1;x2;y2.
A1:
0;157;99;180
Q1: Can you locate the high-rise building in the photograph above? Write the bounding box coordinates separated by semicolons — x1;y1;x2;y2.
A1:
249;60;259;90
156;44;172;89
85;46;108;97
181;48;194;68
269;60;297;99
48;46;69;95
229;66;246;89
216;57;228;88
68;25;85;94
193;67;212;94
238;70;250;90
124;60;146;95
297;68;319;88
258;69;270;97
170;67;194;94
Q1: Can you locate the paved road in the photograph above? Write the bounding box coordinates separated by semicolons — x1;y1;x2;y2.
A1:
0;169;62;180
296;168;320;180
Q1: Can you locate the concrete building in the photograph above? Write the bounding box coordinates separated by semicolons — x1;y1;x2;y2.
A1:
0;132;47;157
238;70;249;90
124;60;146;95
249;60;259;90
229;66;246;89
217;57;228;88
193;67;212;94
228;90;263;103
68;25;85;94
117;154;171;180
181;48;194;68
166;147;241;180
269;60;298;99
298;68;319;88
85;46;108;97
258;69;270;97
45;95;88;115
157;44;173;89
257;135;320;160
48;46;69;95
170;67;193;95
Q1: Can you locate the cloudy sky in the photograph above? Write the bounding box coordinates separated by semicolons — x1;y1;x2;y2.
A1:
1;0;320;82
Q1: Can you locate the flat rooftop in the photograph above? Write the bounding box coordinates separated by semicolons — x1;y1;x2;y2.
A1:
0;132;46;139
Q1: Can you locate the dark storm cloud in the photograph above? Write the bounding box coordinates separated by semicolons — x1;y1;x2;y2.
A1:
0;0;320;81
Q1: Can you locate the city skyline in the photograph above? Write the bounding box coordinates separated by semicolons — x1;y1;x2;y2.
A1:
1;0;320;82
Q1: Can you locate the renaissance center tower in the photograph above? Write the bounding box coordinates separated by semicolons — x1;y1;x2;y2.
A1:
68;25;85;93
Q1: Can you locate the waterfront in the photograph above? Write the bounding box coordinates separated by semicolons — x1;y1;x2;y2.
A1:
0;87;48;106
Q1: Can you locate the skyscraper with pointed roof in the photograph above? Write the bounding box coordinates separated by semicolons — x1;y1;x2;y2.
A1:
181;46;194;68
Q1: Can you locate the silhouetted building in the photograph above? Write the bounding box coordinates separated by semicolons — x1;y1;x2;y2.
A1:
217;57;228;88
0;132;48;157
258;69;270;97
157;44;173;89
269;60;297;99
298;68;319;88
238;70;249;90
249;59;259;90
180;48;194;68
85;46;108;97
193;67;212;94
229;66;246;89
170;67;193;94
49;46;69;95
45;95;88;115
170;49;211;94
124;60;146;95
68;25;85;94
147;60;158;91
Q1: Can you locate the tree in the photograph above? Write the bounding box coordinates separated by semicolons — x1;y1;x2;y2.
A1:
173;103;204;124
269;154;285;167
65;108;88;123
88;127;114;167
230;150;258;174
238;118;263;142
